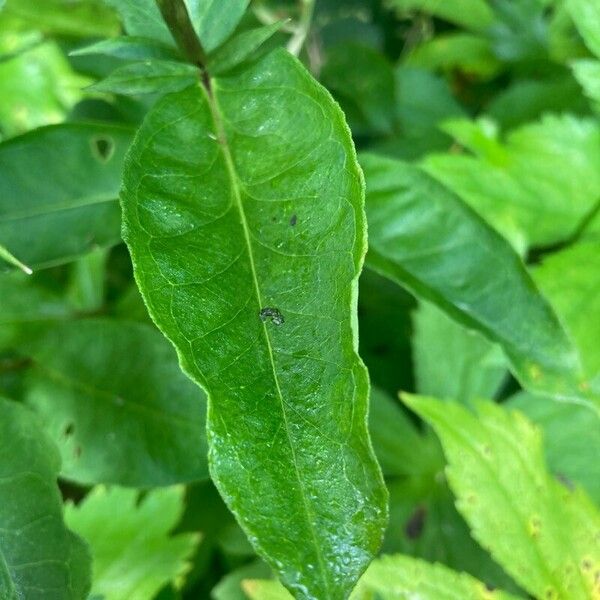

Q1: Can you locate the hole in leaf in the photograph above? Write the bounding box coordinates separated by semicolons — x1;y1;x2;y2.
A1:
90;136;114;162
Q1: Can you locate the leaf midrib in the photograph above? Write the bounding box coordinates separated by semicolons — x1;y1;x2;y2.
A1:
205;79;331;596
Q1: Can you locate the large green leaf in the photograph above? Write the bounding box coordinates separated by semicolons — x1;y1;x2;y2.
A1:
405;395;600;600
0;123;132;269
65;486;199;600
121;48;387;598
0;397;91;599
360;154;586;407
413;301;507;405
22;318;208;487
567;0;600;58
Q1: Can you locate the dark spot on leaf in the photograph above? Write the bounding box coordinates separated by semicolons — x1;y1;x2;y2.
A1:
404;505;426;539
582;559;592;571
74;446;82;458
556;472;574;490
271;216;277;222
290;214;297;226
63;423;75;437
90;136;114;162
259;307;284;326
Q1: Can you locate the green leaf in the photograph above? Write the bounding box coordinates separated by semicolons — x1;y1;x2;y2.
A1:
0;397;91;599
404;394;600;599
0;123;133;269
208;21;286;75
356;554;522;600
71;36;181;62
183;0;250;52
567;0;600;58
384;0;494;31
508;391;600;504
90;60;199;96
413;301;507;405
243;579;292;600
22;318;208;487
212;561;271;600
104;0;174;46
121;48;387;598
572;60;600;112
360;154;585;407
533;240;600;382
65;486;200;600
425;115;600;248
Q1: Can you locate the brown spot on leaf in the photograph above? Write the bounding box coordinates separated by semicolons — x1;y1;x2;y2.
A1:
405;505;427;540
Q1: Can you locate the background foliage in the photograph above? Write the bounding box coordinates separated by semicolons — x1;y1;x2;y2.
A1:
0;0;599;598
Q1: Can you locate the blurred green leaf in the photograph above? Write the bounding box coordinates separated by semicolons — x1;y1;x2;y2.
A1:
22;318;209;487
567;0;600;58
572;60;600;113
65;486;200;600
413;301;507;405
212;561;271;600
405;395;600;599
0;123;132;269
0;397;91;599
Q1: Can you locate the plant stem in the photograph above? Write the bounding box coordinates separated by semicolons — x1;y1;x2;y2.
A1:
155;0;207;69
287;0;316;57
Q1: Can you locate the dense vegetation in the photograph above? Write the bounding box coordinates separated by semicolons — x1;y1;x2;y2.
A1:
0;0;599;598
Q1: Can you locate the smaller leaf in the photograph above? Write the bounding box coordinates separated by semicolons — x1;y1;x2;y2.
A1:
567;0;600;58
243;579;292;600
572;60;600;113
89;60;199;96
209;21;286;75
212;561;271;600
404;394;600;600
65;486;200;600
104;0;174;46
357;554;522;599
71;36;180;62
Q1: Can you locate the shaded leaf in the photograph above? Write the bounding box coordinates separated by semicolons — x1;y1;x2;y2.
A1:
121;48;387;599
0;123;132;269
71;36;181;62
22;318;208;487
65;486;199;600
361;154;586;408
404;394;600;599
0;397;91;599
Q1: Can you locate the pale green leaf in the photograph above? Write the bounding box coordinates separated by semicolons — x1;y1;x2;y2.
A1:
0;123;133;269
183;0;250;52
413;301;507;405
121;48;387;599
567;0;600;58
209;21;285;75
65;486;199;600
534;240;600;382
508;391;600;504
404;395;600;599
385;0;494;31
360;154;587;408
425;115;600;248
358;554;521;599
572;60;600;112
243;579;292;600
90;60;199;95
0;397;91;600
22;318;208;487
212;561;271;600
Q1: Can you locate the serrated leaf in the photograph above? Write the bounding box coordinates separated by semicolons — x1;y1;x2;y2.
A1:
572;60;600;112
208;21;285;75
0;397;91;599
508;391;600;504
404;394;600;599
121;48;387;599
424;115;600;248
72;36;180;62
65;486;199;600
360;154;588;409
413;301;507;405
567;0;600;58
183;0;250;52
90;60;199;95
0;123;132;269
356;554;522;600
22;318;208;487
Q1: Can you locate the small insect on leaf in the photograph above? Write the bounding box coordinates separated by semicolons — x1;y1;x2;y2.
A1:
259;307;285;326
